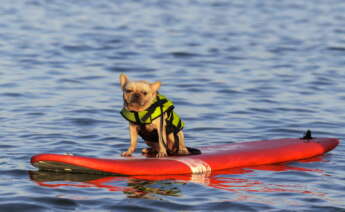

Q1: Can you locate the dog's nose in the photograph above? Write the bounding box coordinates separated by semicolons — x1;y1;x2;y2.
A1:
132;93;140;101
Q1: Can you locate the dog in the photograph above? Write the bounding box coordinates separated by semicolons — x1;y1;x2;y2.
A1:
119;73;190;158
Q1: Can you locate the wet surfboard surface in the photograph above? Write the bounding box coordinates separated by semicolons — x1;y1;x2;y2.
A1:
31;137;339;175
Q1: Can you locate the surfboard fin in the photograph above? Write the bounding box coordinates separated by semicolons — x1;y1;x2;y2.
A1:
301;129;313;140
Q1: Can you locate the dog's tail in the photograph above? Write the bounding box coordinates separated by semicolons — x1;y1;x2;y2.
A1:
187;147;202;155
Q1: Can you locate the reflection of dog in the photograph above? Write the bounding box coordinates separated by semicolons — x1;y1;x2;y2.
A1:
119;74;190;158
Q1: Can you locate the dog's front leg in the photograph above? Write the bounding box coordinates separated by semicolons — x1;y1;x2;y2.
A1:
177;131;189;155
121;123;138;157
153;117;168;158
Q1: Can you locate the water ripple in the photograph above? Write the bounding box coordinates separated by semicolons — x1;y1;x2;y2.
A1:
0;203;47;212
1;0;345;211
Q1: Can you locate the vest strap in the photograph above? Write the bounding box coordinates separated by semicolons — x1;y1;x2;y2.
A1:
141;98;167;122
134;112;141;124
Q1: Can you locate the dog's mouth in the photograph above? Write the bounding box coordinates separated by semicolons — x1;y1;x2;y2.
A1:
125;98;150;111
128;100;145;107
128;96;145;106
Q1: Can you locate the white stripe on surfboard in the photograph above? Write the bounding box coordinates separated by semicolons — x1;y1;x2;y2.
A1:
172;158;211;174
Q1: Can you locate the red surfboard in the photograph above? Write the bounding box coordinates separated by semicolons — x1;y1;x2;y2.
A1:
31;137;339;176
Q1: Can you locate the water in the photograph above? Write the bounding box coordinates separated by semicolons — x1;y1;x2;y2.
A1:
1;0;345;211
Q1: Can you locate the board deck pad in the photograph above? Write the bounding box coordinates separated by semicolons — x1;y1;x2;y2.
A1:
31;138;339;176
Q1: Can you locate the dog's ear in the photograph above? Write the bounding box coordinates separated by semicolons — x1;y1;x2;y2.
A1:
119;73;129;89
150;81;161;93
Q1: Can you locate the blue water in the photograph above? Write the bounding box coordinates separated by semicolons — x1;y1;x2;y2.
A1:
1;0;345;211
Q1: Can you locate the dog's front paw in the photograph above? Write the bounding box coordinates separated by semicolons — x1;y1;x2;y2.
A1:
156;151;168;158
121;151;133;157
178;148;190;155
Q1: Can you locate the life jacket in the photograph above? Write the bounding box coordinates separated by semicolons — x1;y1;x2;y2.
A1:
120;94;184;141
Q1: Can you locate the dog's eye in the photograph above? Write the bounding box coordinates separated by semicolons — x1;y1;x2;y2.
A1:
125;89;133;93
142;91;147;96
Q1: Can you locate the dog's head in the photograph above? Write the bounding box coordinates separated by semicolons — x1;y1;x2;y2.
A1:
119;73;161;112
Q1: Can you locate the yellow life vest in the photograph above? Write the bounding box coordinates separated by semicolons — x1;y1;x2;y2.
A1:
120;94;184;133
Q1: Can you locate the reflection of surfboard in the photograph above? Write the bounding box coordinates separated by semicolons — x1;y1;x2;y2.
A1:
31;137;339;175
29;158;327;196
